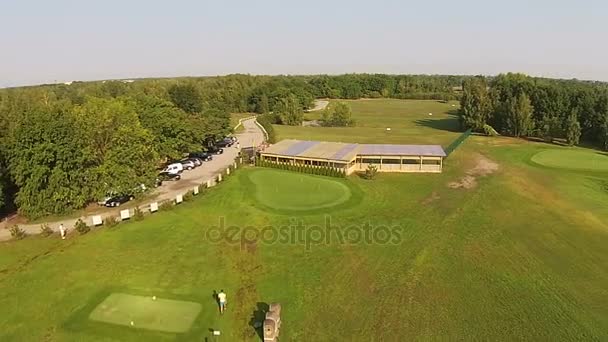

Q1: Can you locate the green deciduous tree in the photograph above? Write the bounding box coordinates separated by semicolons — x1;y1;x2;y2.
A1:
565;110;582;146
460;77;492;131
9;104;92;218
275;95;304;126
133;95;194;160
322;102;354;127
168;83;203;113
74;97;158;199
505;93;534;137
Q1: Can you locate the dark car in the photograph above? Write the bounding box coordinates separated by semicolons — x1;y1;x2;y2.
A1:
188;152;213;162
215;138;234;148
104;194;133;207
207;146;224;155
155;171;181;187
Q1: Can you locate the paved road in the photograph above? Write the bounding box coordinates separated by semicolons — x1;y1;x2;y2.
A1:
0;117;265;241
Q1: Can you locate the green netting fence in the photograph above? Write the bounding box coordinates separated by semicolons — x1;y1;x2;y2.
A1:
444;129;472;157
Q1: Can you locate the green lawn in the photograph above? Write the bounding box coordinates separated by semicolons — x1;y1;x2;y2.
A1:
276;99;461;146
245;169;356;213
531;148;608;171
0;99;607;341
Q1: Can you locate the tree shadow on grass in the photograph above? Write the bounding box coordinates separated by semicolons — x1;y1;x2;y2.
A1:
414;118;461;133
248;302;269;340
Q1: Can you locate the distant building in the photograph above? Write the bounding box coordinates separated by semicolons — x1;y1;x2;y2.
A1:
259;139;446;175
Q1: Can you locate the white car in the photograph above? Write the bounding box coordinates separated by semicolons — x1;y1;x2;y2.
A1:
163;163;184;175
180;159;196;170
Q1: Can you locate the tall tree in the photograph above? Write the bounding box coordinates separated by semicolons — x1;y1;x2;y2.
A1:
9;104;92;218
565;110;582;146
322;102;353;127
460;77;492;131
505;93;534;137
275;95;304;126
133;95;194;160
74;97;158;198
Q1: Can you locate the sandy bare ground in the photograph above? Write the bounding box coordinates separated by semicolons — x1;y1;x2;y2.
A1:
306;99;329;112
0;118;265;241
448;154;499;189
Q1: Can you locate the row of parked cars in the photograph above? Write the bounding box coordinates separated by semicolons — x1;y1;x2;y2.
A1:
98;137;238;207
161;137;237;175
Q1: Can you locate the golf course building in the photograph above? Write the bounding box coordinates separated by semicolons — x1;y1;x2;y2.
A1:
259;139;446;175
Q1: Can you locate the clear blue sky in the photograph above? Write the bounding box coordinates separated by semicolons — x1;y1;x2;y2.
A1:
1;0;606;87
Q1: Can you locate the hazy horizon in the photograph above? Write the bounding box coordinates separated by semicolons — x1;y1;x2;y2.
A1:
2;0;606;88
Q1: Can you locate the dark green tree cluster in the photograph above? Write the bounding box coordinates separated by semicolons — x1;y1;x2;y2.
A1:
255;158;346;178
308;74;463;100
459;73;608;148
0;81;231;218
321;102;354;127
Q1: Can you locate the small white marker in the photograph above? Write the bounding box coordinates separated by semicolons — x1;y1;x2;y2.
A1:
152;296;156;300
130;321;134;326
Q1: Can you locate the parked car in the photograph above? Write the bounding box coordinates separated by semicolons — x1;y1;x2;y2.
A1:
104;194;133;207
188;152;213;161
186;157;202;167
180;159;196;170
207;146;224;155
163;162;184;175
215;138;234;148
155;171;181;187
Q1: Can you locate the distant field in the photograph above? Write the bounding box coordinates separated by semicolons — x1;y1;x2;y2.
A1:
276;99;462;146
0;99;607;341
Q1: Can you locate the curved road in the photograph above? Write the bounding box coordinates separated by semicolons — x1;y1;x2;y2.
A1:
0;118;265;241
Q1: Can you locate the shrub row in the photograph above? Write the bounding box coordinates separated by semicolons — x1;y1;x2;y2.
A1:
255;158;346;178
256;114;277;143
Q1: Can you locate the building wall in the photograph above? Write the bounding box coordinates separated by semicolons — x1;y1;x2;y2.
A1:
259;154;443;174
356;155;442;173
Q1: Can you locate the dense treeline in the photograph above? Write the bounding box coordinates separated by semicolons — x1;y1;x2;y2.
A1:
1;72;605;218
0;81;232;218
460;73;608;148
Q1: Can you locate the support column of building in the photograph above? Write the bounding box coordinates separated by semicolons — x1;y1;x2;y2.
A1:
420;156;423;171
380;157;383;171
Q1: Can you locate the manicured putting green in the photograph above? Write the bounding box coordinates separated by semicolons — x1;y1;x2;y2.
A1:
89;293;201;333
248;169;352;211
531;149;608;171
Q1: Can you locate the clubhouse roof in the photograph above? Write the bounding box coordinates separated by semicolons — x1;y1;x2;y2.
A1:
262;139;446;163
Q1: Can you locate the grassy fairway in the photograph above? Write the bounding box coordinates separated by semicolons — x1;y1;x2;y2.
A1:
245;169;357;213
276;99;461;146
0;99;607;341
531;148;608;171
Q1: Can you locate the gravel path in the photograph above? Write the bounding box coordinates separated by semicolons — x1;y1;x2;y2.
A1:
307;99;329;112
0;118;265;241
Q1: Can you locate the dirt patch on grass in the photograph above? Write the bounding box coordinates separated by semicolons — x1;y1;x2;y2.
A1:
448;154;499;189
421;191;440;205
